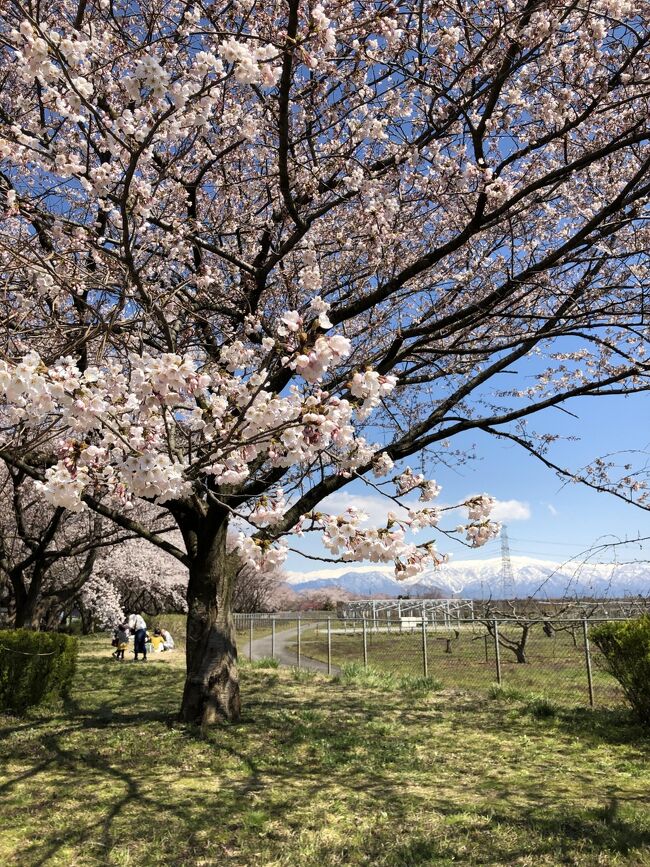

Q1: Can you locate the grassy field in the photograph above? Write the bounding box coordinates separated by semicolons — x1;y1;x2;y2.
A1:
149;612;273;646
294;621;626;708
1;635;649;866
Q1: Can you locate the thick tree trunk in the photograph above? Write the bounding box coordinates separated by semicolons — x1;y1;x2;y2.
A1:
180;517;241;725
514;646;528;664
13;598;29;629
12;573;41;630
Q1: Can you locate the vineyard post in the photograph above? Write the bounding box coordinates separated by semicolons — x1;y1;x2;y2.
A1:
493;620;502;685
583;619;595;708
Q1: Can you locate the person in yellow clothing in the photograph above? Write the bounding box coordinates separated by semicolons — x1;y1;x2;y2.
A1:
149;629;165;652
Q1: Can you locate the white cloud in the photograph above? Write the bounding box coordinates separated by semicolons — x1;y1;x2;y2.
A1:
546;503;559;517
319;491;409;526
491;499;531;521
317;492;530;525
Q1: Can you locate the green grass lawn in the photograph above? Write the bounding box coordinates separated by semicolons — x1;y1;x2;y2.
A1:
234;623;276;642
1;635;649;866
150;612;273;645
294;622;626;708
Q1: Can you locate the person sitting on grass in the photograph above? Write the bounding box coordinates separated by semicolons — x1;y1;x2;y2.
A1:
150;628;165;653
127;613;148;662
161;627;174;650
113;624;129;661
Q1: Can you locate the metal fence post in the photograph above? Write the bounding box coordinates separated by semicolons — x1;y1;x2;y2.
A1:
493;619;502;685
297;617;301;668
327;618;332;675
583;619;595;708
362;618;368;668
249;617;253;661
271;617;276;660
421;618;428;677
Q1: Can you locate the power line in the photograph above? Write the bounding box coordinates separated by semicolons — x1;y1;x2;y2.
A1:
509;536;636;548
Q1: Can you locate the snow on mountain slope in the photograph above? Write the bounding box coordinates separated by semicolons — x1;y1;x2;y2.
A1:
286;556;650;599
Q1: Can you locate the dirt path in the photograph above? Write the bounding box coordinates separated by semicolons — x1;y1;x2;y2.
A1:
245;624;339;675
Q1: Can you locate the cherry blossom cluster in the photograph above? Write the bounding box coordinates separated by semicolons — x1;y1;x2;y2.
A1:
320;508;409;563
394;468;442;501
465;495;497;521
80;574;125;629
293;492;498;578
0;328;393;511
464;520;500;548
249;489;287;527
349;371;398;420
219;38;280;87
234;533;288;578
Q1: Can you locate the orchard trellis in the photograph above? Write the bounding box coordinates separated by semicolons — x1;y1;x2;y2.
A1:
337;596;650;624
0;0;648;724
340;598;476;625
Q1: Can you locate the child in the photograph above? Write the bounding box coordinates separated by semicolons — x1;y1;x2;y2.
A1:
114;623;129;661
150;628;165;653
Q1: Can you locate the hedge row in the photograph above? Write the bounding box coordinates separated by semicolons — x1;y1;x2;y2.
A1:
0;630;78;714
591;616;650;726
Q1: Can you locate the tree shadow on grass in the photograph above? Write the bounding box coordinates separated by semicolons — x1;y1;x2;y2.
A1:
436;691;649;748
2;664;649;867
1;670;426;866
382;795;650;867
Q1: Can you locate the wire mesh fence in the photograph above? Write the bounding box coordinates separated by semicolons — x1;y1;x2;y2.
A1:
234;614;628;709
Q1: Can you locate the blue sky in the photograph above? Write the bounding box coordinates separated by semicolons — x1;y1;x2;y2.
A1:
285;389;649;575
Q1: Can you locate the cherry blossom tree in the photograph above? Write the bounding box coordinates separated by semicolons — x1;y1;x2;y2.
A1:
0;463;182;629
0;0;648;723
49;536;187;632
93;536;188;621
0;463;119;628
226;550;285;614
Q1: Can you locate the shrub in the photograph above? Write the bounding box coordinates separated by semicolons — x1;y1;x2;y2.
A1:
398;674;443;694
291;666;318;682
250;657;280;669
488;684;526;702
0;630;78;714
591;617;650;725
336;662;396;689
524;696;557;719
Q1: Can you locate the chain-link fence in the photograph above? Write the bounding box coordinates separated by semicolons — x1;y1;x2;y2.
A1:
234;614;628;709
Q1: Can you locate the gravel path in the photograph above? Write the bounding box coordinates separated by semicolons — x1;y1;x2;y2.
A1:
246;623;339;675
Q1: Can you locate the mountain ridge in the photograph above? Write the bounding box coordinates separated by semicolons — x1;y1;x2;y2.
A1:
286;556;650;599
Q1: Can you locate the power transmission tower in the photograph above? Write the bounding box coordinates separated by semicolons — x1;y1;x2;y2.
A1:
500;525;515;599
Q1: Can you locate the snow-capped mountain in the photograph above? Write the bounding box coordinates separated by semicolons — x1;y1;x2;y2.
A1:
286;556;650;599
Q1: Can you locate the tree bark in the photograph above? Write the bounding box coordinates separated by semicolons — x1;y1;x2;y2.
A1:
11;569;42;630
513;625;531;664
179;515;241;725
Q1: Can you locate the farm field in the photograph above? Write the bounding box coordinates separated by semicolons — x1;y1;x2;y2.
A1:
292;621;626;708
1;634;649;866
